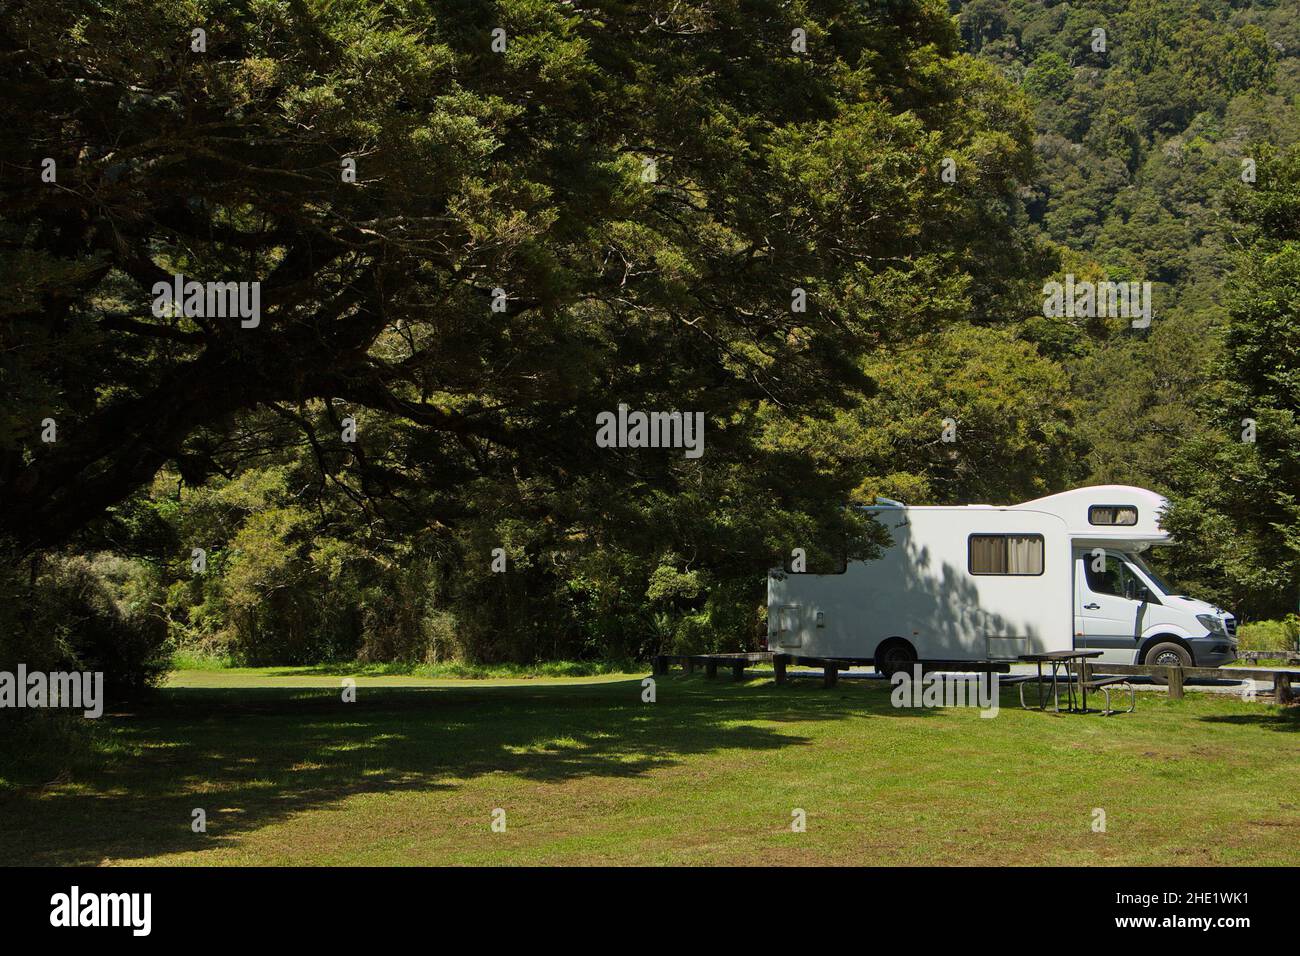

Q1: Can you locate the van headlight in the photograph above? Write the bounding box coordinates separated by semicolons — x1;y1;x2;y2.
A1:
1196;614;1226;636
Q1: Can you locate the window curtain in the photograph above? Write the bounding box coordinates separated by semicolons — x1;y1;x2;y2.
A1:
1005;536;1043;574
971;536;1006;573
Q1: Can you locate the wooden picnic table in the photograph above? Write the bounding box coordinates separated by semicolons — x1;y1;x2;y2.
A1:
1018;650;1104;713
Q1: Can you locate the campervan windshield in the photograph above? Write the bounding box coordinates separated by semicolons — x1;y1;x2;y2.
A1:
1128;553;1178;597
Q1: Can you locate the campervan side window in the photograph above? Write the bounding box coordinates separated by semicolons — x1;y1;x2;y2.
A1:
1089;505;1138;526
968;534;1044;576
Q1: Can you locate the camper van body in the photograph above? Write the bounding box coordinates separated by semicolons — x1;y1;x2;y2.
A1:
767;485;1237;668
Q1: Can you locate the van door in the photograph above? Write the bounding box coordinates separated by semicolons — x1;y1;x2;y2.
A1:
1075;550;1143;663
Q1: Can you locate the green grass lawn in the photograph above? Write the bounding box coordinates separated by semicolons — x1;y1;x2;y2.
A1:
1;668;1297;866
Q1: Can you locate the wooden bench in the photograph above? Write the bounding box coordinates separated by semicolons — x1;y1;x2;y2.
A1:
652;653;771;681
1081;676;1135;716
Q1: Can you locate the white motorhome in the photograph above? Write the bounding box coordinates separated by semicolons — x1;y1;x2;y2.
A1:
767;485;1237;674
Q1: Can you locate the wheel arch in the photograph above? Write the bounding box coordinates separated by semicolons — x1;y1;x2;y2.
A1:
1137;632;1191;665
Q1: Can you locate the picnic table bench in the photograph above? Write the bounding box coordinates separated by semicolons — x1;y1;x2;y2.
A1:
1077;675;1136;715
1016;652;1137;715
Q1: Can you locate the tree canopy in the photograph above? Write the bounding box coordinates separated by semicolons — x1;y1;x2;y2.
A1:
1;0;1033;550
2;0;1049;666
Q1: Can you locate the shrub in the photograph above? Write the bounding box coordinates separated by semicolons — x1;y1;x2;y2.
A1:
0;551;169;698
1236;616;1300;652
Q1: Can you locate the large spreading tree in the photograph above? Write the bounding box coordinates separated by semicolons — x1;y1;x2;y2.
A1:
0;1;1045;665
1;0;1036;619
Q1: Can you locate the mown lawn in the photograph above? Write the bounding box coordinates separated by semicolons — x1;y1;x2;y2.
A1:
1;669;1297;866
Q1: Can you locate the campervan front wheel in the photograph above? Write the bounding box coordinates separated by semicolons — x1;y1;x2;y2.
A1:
875;639;917;679
1143;641;1191;684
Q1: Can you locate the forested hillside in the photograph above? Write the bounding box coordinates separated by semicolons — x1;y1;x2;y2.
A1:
2;0;1297;681
964;0;1295;478
957;0;1300;617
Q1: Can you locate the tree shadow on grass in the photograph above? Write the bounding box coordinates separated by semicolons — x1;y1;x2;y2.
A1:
0;675;928;865
1197;707;1300;733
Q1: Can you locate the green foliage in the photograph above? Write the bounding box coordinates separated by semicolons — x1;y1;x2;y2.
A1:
0;0;1060;666
759;324;1082;506
1162;148;1300;617
1235;616;1300;652
0;0;1035;550
0;550;169;697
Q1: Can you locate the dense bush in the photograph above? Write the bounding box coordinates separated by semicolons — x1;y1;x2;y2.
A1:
139;457;786;666
1236;617;1300;653
0;550;168;697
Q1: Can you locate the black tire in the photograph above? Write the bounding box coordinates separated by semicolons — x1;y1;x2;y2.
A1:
876;639;918;679
1144;641;1191;685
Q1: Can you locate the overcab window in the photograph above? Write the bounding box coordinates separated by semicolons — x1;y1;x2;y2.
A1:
1088;505;1138;526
